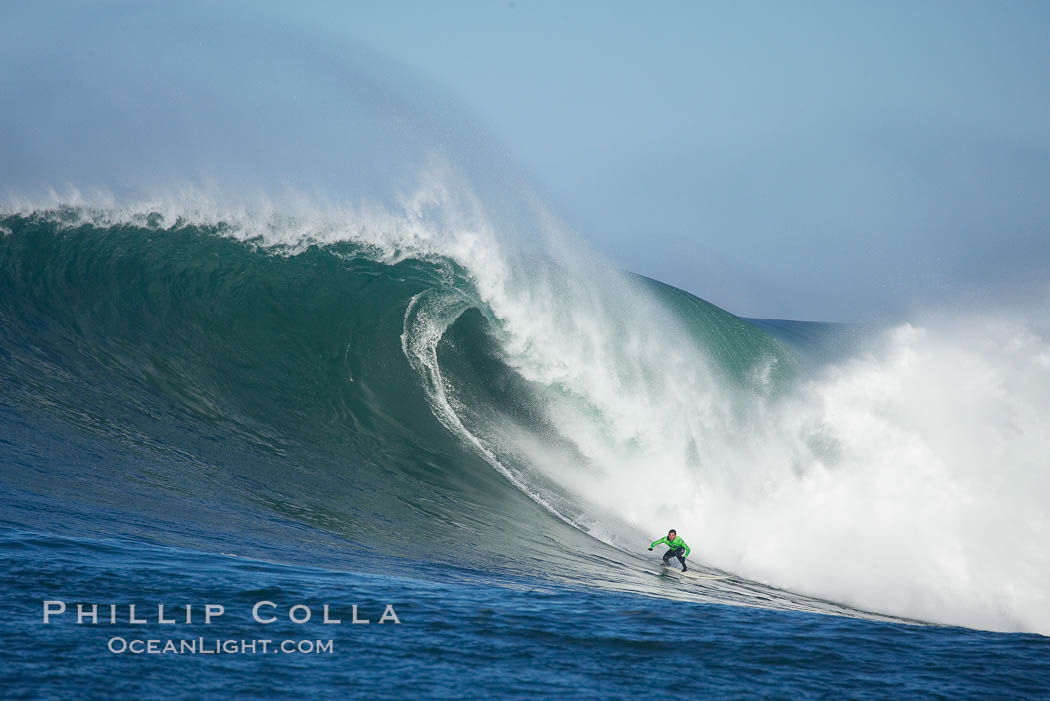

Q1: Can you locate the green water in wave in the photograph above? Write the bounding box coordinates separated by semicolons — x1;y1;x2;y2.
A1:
0;214;821;598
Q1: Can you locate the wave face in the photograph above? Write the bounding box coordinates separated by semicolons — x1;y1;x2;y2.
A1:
2;206;1048;636
2;1;1048;638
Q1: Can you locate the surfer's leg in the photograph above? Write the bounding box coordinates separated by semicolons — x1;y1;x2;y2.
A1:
661;549;674;565
674;547;687;570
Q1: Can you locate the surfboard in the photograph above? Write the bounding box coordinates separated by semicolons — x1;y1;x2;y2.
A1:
661;566;731;580
681;571;732;580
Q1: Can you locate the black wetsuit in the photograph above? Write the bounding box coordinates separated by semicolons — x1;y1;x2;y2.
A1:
663;546;687;569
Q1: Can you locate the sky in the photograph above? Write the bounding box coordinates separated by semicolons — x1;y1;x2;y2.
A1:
295;0;1050;320
4;1;1049;320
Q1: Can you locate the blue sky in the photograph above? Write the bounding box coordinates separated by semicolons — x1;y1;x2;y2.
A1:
4;1;1048;320
303;0;1050;320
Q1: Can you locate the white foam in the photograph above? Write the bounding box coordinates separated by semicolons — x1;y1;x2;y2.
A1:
7;177;1049;635
536;313;1050;634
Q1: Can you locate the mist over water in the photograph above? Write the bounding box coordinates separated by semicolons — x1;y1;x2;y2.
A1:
2;2;1048;637
598;315;1050;633
0;1;546;245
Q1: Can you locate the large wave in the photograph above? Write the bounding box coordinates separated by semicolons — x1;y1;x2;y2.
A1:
2;2;1047;636
2;199;1048;636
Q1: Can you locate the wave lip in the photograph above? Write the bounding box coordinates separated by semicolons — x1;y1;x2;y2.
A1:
3;200;1049;637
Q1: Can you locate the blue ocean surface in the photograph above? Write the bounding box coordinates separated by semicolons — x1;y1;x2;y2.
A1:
1;216;1048;699
3;524;1048;700
2;6;1049;697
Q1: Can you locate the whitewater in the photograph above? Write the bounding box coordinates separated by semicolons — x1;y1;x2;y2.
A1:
5;182;1048;635
2;3;1050;697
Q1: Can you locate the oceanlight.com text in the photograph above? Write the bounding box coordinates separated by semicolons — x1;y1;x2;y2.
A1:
107;637;334;655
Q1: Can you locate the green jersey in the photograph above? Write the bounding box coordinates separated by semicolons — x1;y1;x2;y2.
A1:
650;535;690;557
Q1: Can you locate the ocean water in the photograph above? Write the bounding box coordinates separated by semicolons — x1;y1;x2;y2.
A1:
3;527;1048;700
3;4;1050;696
1;214;1048;698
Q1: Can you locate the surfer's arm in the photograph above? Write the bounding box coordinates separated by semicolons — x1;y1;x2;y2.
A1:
680;541;691;557
649;537;668;550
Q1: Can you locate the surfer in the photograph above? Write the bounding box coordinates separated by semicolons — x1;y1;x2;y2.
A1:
648;529;690;571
